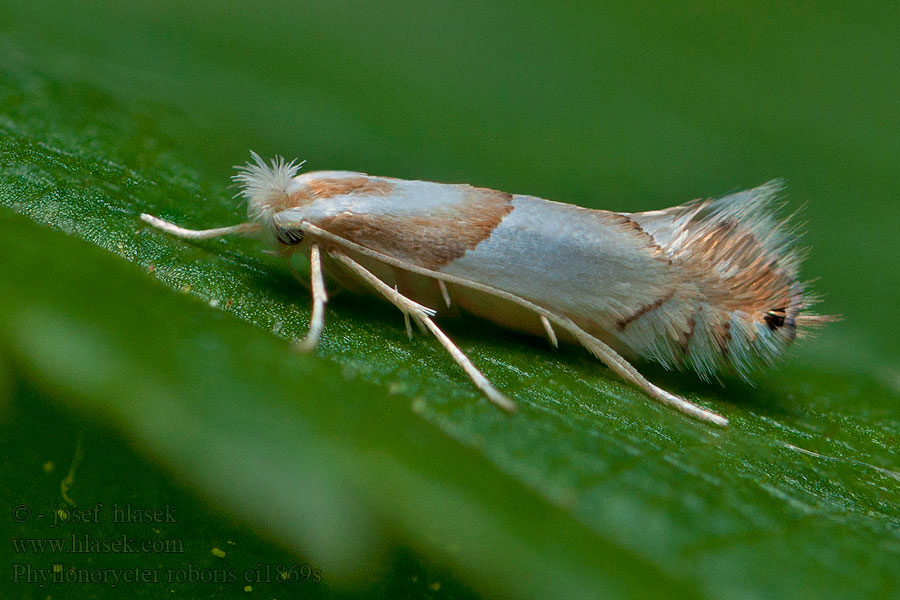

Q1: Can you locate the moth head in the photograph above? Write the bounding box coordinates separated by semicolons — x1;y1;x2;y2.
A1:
233;151;307;250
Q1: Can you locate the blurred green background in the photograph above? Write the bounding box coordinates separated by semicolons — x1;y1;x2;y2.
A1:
1;2;898;599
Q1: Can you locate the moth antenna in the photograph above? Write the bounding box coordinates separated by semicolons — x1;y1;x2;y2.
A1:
140;213;259;239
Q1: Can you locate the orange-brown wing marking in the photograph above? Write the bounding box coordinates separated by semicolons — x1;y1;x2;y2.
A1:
615;288;677;331
318;187;513;270
305;177;397;200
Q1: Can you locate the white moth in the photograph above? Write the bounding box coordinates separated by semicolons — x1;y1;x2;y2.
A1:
141;152;834;426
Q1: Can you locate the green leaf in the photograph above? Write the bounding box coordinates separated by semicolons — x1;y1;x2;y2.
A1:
2;3;899;599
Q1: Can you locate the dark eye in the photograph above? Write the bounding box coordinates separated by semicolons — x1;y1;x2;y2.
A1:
275;226;304;246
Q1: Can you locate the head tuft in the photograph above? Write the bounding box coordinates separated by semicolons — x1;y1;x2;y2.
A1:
232;151;305;221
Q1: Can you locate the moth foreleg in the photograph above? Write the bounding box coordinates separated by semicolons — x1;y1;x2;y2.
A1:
328;250;517;413
293;243;328;352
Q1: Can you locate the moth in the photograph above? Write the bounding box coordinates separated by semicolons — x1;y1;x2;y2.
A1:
141;153;834;426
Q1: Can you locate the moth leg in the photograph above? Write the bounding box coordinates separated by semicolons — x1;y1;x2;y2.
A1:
438;280;452;308
545;315;728;426
140;214;260;239
540;315;559;348
403;312;414;341
329;250;517;412
394;284;415;341
395;285;427;338
293;244;328;352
